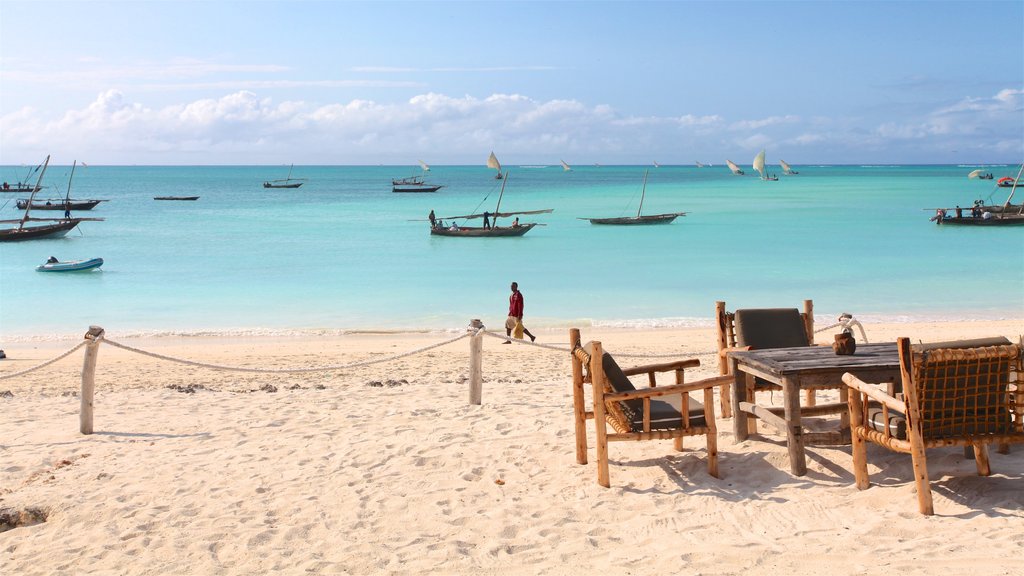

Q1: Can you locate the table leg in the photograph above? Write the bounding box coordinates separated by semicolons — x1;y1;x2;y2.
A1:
731;358;748;442
782;375;807;476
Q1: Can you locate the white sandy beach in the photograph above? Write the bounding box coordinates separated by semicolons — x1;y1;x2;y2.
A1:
2;319;1022;575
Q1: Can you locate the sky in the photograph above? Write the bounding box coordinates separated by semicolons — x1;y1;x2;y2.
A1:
1;0;1022;166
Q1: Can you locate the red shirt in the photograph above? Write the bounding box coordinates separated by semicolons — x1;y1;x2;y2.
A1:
508;290;524;317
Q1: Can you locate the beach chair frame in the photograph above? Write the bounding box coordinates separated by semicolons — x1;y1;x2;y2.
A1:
843;337;1023;515
568;328;731;488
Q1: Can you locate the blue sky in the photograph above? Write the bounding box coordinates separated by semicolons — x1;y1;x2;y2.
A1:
1;0;1021;165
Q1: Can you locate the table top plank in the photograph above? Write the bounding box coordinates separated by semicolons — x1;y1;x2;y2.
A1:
729;343;899;376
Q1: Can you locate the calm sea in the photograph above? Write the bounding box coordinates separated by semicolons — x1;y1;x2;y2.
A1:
1;163;1021;341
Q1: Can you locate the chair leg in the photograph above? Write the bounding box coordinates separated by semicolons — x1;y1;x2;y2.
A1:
805;388;816;407
848;394;870;490
673;437;684;452
706;433;719;479
720;381;732;419
909;442;934;515
974;443;992;476
595;420;610;488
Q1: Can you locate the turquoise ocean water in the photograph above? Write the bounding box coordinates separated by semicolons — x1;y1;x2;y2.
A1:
1;164;1021;340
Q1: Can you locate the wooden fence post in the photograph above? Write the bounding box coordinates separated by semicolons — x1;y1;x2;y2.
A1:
80;325;105;435
468;319;484;405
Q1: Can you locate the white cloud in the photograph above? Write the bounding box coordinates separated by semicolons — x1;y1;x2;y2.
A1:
1;88;1020;164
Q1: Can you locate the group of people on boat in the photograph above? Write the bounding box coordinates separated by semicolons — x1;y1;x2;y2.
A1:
428;209;519;231
933;200;996;224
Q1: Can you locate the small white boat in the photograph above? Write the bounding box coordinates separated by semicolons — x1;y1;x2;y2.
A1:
36;257;104;272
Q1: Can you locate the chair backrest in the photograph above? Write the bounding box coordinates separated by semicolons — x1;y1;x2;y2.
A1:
582;342;640;432
899;337;1022;439
716;300;813;374
734;308;810;349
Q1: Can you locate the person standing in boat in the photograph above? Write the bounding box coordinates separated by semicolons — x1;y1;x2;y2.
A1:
504;281;536;343
428;210;436;229
482;211;491;229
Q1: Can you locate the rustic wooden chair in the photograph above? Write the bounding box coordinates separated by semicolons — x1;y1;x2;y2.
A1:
843;337;1023;515
715;300;816;419
569;328;733;488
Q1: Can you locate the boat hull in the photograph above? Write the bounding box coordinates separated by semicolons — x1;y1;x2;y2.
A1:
430;224;536;237
36;257;104;272
154;196;200;201
1;185;42;193
937;215;1024;226
16;199;102;210
0;219;81;241
263;183;304;189
586;213;683;225
393;185;443;193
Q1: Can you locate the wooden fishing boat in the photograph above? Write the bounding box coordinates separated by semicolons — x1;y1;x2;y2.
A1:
780;159;799;175
0;156;103;242
997;177;1017;188
726;159;745;175
16;198;103;210
931;163;1024;226
154;196;199;201
580;170;687;225
1;183;41;193
36;257;104;272
392;175;443;193
263;164;307;188
429;171;551;237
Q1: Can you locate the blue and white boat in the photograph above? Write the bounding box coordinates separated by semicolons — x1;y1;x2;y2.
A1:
36;257;104;272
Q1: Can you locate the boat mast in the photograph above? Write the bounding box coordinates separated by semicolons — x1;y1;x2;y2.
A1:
637;169;648;218
286;164;294;181
19;155;50;231
1004;162;1024;215
493;171;508;223
64;160;77;207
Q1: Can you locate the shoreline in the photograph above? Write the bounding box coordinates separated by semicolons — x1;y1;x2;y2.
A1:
2;313;1020;344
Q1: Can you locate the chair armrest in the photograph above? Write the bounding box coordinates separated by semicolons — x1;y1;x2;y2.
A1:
605;375;733;402
718;345;751;359
621;358;700;377
842;372;905;412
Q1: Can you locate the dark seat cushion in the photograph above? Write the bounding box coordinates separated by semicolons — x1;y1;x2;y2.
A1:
585;342;706;432
866;403;908;440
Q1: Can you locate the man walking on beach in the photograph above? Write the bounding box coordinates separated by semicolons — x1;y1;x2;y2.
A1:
504;281;536;343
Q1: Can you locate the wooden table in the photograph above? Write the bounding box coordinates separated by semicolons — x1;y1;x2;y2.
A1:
729;342;901;476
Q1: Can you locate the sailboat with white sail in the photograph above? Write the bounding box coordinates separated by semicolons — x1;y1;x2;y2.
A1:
579;170;687;225
560;159;572;172
753;150;777;181
780;159;799;175
419;160;431;172
726;159;745;175
487;151;504;179
430;171;552;237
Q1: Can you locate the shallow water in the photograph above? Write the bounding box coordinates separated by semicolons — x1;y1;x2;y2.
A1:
1;163;1021;339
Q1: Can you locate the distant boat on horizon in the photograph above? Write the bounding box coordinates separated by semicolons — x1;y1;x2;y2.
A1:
561;159;572;172
263;164;307;189
753;150;778;181
486;151;504;180
726;159;745;175
780;159;799;175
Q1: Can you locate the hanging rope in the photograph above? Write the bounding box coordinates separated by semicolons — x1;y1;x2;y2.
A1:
0;341;89;380
99;332;472;374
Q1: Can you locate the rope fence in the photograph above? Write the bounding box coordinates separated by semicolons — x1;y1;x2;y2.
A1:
1;314;868;434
